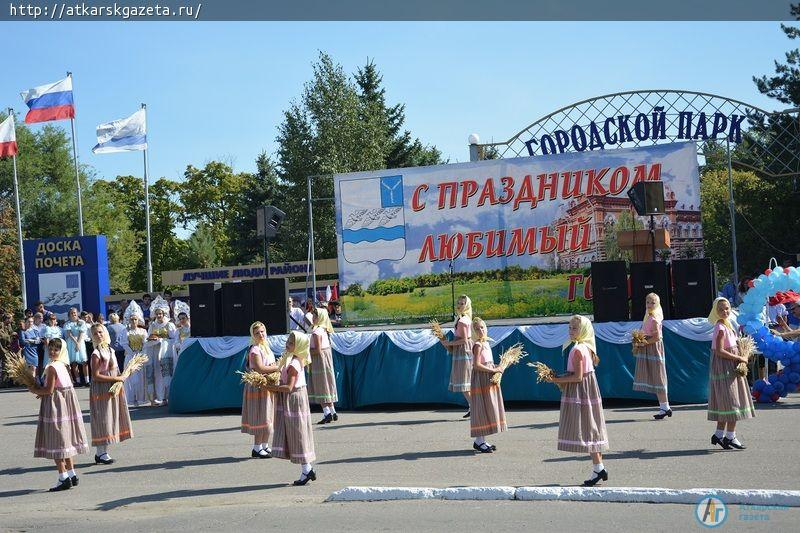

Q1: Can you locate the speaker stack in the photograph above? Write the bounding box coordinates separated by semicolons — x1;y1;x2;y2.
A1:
253;278;289;335
189;283;223;337
671;258;715;319
590;261;629;322
630;261;672;319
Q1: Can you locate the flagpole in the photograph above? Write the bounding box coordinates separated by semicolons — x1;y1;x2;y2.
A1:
142;103;153;293
9;109;27;310
67;72;84;236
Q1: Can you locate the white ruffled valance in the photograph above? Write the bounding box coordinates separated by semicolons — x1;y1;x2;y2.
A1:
181;336;249;359
517;324;569;348
179;319;716;359
662;318;721;342
331;330;382;356
486;326;520;348
384;329;440;353
594;321;643;344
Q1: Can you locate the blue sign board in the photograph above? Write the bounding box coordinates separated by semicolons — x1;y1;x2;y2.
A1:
23;235;110;319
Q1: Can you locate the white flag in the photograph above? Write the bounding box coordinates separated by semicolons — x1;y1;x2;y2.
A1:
92;108;147;154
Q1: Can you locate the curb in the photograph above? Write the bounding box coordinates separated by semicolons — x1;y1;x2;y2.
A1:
326;486;800;506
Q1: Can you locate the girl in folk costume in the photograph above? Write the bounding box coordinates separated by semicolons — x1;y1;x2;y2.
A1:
172;299;192;367
89;324;133;465
547;315;610;487
122;302;148;407
708;297;754;450
42;313;63;352
264;331;317;486
469;318;506;453
145;297;177;405
632;293;672;419
242;322;279;458
439;294;473;418
308;307;338;424
29;338;89;491
63;307;89;386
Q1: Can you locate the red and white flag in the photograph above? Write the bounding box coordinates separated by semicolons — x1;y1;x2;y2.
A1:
0;115;18;158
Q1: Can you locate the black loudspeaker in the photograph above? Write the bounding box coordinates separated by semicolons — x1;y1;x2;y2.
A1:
630;262;672;320
591;261;629;322
257;205;286;239
222;282;254;336
189;283;222;337
672;258;715;319
253;278;289;335
627;181;665;216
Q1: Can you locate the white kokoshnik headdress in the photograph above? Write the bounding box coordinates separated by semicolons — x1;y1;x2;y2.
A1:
173;299;190;319
151;295;170;318
123;299;143;323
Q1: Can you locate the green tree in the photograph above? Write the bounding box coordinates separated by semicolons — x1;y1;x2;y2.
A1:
185;222;218;268
0;115;92;238
355;60;443;169
0;201;22;312
700;168;785;276
603;210;643;262
275;52;442;262
753;4;800;106
227;152;285;265
83;181;141;293
179;161;247;264
99;175;186;291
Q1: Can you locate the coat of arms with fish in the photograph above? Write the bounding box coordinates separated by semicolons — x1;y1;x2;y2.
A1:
339;175;406;263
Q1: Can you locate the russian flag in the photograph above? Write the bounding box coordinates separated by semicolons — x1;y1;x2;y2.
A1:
0;115;18;158
20;77;75;124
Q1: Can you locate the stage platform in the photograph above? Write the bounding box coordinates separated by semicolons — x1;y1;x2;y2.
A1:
169;318;716;414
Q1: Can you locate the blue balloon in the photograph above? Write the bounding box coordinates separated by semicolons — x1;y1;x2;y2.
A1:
786;383;798;394
753;379;767;392
778;373;790;384
773;381;785;393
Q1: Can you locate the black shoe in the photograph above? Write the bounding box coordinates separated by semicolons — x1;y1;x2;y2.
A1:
722;437;746;450
251;449;271;458
332;413;338;422
94;454;115;465
48;478;72;492
293;469;316;486
462;410;471;419
317;414;333;425
70;475;79;487
582;469;608;487
711;434;730;449
653;409;673;420
473;442;493;453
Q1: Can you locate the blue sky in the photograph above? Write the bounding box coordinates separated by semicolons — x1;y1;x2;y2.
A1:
1;22;794;182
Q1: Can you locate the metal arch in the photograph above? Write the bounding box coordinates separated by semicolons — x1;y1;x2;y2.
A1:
475;89;800;179
484;89;777;147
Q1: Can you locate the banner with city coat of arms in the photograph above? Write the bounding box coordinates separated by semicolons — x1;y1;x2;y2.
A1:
334;142;702;325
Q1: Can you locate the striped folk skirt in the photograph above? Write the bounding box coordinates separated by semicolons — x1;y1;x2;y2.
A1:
241;384;274;442
707;349;755;422
34;387;89;459
89;370;133;446
469;367;507;437
449;342;473;393
272;386;316;465
308;347;338;404
557;371;609;453
632;341;668;395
